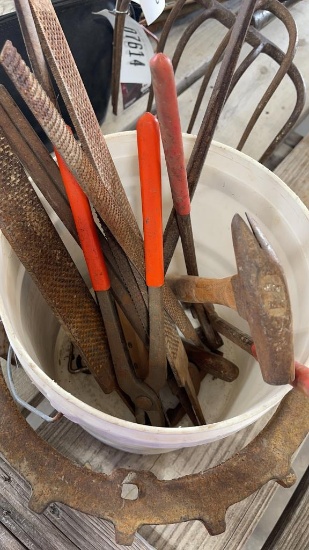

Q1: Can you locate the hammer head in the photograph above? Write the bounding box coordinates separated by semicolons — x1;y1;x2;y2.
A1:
231;213;295;386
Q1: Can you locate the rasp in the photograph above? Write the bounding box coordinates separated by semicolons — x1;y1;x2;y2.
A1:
0;128;116;395
28;0;141;239
19;0;203;343
25;0;151;333
14;0;58;104
0;85;148;344
0;41;204;415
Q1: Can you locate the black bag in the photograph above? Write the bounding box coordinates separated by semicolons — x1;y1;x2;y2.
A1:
0;0;115;145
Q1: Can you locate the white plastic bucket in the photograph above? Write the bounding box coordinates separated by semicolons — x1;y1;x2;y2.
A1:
1;132;309;454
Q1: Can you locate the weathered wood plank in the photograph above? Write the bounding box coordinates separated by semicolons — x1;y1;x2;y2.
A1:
44;505;155;550
262;467;309;550
0;524;26;550
274;132;309;207
0;459;77;550
0;454;154;550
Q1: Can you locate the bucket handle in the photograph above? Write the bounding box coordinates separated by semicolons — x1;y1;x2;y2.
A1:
5;345;62;423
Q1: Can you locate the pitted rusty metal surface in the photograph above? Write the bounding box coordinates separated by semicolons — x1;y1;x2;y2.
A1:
0;86;150;345
28;0;140;238
168;214;295;386
0;88;151;351
231;214;294;385
0;371;308;546
0;85;76;236
0;38;201;350
0;42;207;421
0;0;204;349
0;129;116;394
0;41;146;274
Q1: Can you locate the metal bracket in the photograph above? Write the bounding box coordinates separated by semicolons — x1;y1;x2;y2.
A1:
0;371;308;546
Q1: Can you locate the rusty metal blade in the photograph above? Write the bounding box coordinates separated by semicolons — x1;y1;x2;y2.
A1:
28;0;140;239
146;286;167;393
0;40;205;418
0;39;202;349
0;87;148;346
14;0;57;104
97;290;165;426
231;213;294;385
0;85;74;230
0;129;116;394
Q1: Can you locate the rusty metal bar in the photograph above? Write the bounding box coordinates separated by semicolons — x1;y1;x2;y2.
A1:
111;0;131;114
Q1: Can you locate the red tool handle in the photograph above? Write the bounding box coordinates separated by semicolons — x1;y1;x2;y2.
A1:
150;52;190;217
54;148;110;292
251;344;309;396
137;112;164;288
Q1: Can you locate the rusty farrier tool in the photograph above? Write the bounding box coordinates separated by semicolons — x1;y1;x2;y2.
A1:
55;147;165;426
149;51;222;350
168;214;295;386
137;112;167;394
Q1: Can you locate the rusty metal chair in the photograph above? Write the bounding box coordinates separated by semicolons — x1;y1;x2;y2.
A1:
145;0;305;168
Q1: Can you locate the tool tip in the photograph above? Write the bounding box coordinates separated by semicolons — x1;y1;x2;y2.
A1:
245;212;280;264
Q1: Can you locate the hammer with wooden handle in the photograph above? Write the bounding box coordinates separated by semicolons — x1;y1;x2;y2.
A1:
167;214;295;386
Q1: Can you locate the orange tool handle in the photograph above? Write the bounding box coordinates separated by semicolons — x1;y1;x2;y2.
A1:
150;53;190;217
54;148;110;292
137;112;164;288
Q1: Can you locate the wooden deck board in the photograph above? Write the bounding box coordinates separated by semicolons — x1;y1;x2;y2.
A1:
0;524;27;550
262;467;309;550
274;132;309;207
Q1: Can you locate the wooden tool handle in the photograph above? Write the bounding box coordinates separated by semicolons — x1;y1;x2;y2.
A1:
54;148;110;292
137;112;164;288
167;274;237;310
150;53;190;217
